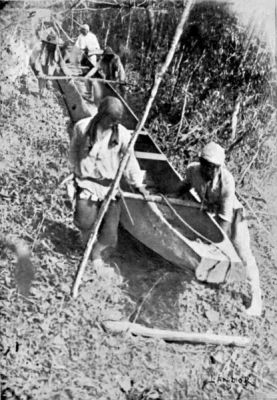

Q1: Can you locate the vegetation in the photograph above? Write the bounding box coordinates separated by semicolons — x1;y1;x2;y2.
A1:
1;1;276;399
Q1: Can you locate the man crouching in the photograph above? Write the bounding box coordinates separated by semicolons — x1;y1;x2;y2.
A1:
69;96;148;262
176;141;262;317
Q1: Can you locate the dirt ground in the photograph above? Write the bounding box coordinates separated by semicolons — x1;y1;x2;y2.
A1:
1;7;277;400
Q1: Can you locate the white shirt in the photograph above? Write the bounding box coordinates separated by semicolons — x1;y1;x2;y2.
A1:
75;32;100;65
70;117;144;201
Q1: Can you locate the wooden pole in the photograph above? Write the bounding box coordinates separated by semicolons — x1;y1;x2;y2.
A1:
72;0;194;298
103;320;251;347
122;191;204;209
41;75;136;87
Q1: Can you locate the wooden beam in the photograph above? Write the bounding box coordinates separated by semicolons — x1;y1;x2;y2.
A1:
122;192;204;209
103;321;251;347
135;151;167;160
41;75;129;85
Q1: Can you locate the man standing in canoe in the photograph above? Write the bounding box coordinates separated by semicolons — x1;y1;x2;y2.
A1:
69;96;148;262
75;24;101;66
177;141;262;317
98;46;126;83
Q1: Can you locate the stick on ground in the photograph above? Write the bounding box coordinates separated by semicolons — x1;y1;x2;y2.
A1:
103;320;251;347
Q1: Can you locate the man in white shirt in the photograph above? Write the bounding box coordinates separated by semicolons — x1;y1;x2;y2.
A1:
69;96;148;262
75;24;101;66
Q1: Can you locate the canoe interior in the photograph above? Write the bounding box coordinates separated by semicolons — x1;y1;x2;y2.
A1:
159;202;224;244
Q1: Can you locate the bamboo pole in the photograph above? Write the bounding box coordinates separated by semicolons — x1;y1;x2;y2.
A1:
103;320;251;347
71;0;194;298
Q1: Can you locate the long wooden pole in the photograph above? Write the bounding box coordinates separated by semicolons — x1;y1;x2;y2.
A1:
103;320;250;347
41;75;137;87
72;0;194;298
122;191;204;209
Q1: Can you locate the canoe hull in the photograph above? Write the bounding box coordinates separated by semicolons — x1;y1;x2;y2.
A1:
120;195;244;283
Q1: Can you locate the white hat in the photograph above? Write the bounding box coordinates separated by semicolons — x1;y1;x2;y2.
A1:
80;24;90;32
201;141;225;166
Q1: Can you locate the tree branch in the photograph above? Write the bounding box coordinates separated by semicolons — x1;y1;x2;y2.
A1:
103;320;251;346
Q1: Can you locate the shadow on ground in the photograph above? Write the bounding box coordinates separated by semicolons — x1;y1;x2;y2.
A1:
111;226;193;329
42;218;81;257
43;218;193;329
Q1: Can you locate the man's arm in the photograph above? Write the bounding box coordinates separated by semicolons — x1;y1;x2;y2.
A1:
115;56;126;82
215;216;231;234
168;165;193;198
217;171;236;234
120;128;147;196
69;119;91;172
176;181;192;197
75;35;84;50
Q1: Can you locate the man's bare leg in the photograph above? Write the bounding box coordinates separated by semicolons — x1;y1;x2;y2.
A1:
232;216;262;317
80;229;107;261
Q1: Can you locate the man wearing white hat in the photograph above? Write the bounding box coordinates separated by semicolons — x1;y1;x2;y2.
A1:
177;141;262;317
75;24;101;66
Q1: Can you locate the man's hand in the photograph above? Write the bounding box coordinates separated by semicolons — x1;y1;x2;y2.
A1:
66;179;76;202
136;185;149;200
216;217;231;234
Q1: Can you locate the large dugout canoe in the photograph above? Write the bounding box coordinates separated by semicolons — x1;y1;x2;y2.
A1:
54;58;244;284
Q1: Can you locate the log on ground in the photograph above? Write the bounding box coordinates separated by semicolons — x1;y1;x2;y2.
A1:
103;320;251;347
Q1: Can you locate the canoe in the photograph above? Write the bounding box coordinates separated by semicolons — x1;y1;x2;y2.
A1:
53;55;244;284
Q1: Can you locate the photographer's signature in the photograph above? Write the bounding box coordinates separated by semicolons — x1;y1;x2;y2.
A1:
203;374;256;389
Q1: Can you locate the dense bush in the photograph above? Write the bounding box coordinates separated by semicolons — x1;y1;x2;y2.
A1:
58;1;276;176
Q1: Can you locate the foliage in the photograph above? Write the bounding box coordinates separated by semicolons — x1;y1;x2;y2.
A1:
55;0;276;177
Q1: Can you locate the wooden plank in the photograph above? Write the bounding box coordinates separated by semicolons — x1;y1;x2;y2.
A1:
103;321;251;347
135;151;167;160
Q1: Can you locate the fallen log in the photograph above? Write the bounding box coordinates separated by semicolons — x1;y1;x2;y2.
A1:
103;320;251;347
